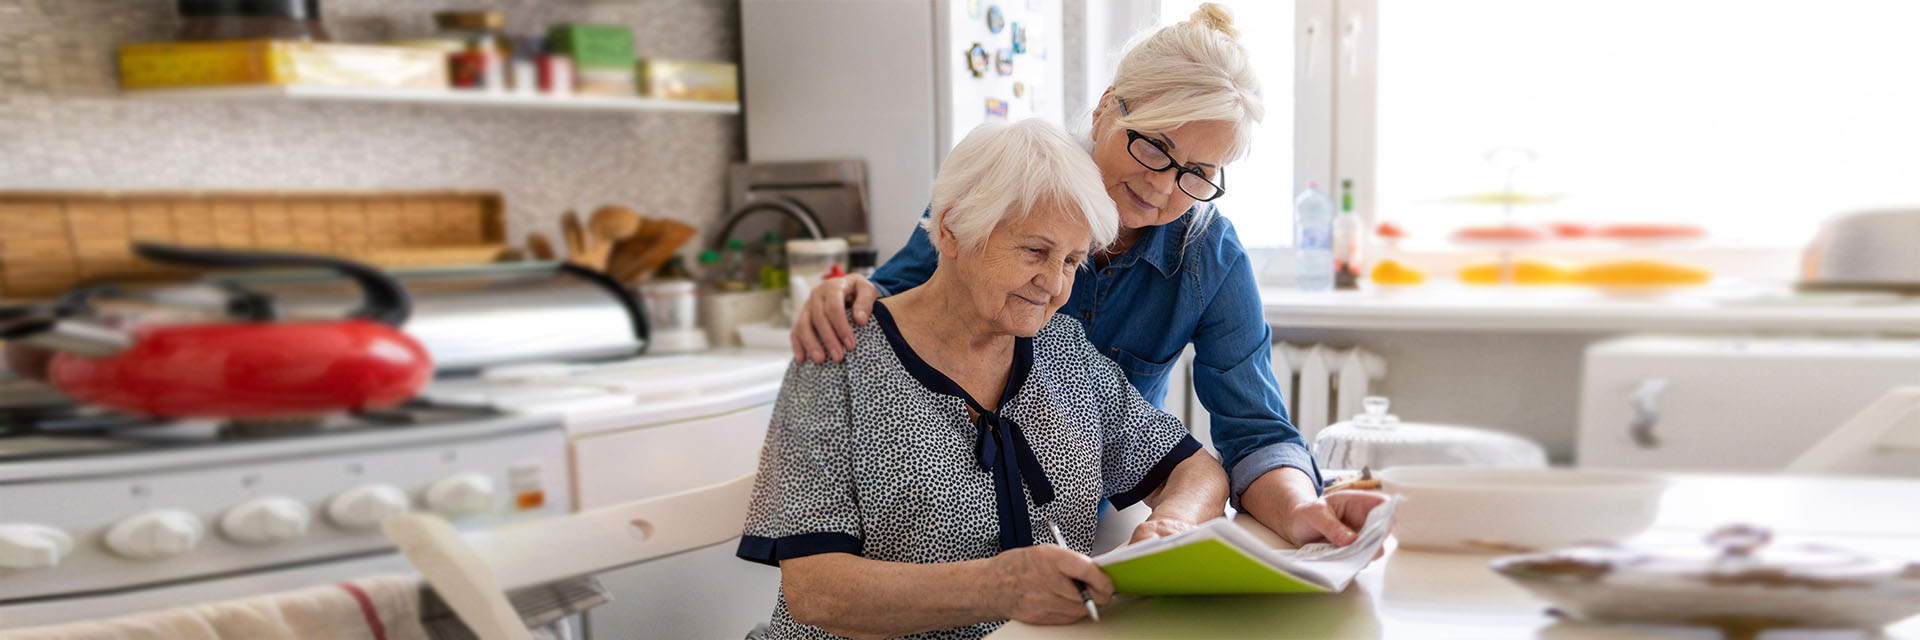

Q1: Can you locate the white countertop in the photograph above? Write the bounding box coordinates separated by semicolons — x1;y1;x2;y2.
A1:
990;473;1920;639
1261;286;1920;333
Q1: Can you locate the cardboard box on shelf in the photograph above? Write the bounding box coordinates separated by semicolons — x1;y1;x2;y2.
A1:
118;40;449;90
638;59;737;102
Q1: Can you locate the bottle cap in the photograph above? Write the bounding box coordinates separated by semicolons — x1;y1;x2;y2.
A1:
697;249;721;264
824;264;846;279
762;230;780;243
726;238;744;250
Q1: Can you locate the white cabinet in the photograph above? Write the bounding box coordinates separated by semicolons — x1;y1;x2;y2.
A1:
571;403;775;509
1578;336;1920;471
563;359;786;640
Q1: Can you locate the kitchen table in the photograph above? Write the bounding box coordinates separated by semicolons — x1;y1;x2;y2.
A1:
989;473;1920;639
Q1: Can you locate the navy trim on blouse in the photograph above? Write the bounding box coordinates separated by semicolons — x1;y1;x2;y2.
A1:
1108;434;1204;510
871;301;1054;552
736;532;864;567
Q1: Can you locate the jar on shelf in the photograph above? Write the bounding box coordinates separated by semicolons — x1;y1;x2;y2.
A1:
434;10;511;57
177;0;331;41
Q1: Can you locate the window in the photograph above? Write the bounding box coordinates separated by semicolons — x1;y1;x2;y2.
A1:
1373;0;1920;247
1155;0;1920;251
1157;0;1295;248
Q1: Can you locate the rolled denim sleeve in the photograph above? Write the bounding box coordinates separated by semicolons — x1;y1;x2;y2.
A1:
1190;236;1322;507
868;206;938;298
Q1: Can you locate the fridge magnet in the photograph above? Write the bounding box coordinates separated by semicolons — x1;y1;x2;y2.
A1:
966;43;990;78
986;5;1006;34
968;0;984;19
995;48;1015;76
1012;81;1026;97
1011;23;1027;54
986;98;1009;120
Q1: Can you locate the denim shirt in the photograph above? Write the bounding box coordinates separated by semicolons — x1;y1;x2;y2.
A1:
871;205;1321;504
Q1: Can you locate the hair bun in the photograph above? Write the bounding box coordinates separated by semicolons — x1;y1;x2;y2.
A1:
1189;3;1238;40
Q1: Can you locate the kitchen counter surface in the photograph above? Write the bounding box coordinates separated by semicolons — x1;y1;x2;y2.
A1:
1261;286;1920;333
990;472;1920;639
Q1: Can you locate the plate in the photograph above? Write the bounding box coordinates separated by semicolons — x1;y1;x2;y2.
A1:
1380;467;1666;552
1492;526;1920;631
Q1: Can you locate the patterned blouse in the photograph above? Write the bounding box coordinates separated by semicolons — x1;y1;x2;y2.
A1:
738;301;1201;640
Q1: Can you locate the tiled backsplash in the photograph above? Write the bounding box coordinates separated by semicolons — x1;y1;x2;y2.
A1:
0;0;742;247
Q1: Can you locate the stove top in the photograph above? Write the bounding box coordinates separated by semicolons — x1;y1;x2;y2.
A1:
0;379;511;463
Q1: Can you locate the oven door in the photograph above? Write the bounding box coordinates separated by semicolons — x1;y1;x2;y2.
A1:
0;552;409;629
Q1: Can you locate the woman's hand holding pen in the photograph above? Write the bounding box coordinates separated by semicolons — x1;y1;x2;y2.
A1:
992;544;1113;624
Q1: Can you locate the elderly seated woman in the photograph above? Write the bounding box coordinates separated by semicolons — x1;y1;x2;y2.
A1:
736;118;1229;640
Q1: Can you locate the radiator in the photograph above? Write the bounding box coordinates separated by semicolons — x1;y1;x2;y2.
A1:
1273;343;1387;441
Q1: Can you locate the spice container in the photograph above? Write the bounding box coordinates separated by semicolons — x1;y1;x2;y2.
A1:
437;10;507;91
449;43;503;91
785;238;848;317
638;278;707;354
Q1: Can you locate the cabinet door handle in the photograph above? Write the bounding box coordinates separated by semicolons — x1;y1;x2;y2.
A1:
1629;378;1670;449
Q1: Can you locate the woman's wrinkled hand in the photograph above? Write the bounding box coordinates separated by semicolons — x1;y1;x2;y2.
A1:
790;273;880;364
1128;515;1199;544
993;544;1113;625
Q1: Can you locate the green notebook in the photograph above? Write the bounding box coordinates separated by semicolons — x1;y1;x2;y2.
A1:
1094;496;1401;595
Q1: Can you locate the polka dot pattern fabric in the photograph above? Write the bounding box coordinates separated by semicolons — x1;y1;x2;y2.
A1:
739;307;1199;640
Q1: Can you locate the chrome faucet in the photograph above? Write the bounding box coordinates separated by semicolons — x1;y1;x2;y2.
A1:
709;196;828;250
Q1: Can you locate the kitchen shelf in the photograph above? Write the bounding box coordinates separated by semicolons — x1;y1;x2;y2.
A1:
122;85;740;114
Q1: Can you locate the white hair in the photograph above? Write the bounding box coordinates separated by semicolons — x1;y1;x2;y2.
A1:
1107;2;1263;161
923;118;1119;254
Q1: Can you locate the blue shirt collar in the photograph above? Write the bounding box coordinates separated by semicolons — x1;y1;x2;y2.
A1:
1114;206;1197;278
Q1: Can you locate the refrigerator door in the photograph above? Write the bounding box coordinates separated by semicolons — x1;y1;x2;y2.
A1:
1577;336;1920;471
743;0;1066;261
743;0;938;259
934;0;1067;165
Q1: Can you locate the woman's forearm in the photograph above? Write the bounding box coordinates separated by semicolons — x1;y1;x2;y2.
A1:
780;552;1007;639
1142;449;1230;523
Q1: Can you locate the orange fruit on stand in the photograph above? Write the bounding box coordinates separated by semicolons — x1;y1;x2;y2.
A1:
1459;259;1575;285
1371;259;1427;286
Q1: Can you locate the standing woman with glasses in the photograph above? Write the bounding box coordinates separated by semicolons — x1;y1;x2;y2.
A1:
792;3;1389;547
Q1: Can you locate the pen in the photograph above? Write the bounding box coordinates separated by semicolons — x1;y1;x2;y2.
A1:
1045;519;1100;622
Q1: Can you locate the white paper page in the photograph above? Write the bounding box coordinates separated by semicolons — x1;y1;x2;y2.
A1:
1237;495;1403;591
1091;496;1402;592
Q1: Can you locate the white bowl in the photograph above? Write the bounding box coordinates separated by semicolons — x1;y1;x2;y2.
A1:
1380;466;1667;552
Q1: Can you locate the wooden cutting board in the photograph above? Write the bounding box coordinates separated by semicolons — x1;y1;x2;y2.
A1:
0;191;508;300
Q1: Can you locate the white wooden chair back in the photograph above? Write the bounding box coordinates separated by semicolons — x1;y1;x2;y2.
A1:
382;472;758;640
1789;386;1920;476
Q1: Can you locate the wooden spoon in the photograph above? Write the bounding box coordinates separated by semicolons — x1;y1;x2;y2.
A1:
605;219;659;285
614;219;696;287
526;232;557;261
588;205;643;242
561;210;597;269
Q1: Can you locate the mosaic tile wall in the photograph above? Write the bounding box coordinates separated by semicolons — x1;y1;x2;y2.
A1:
0;0;741;248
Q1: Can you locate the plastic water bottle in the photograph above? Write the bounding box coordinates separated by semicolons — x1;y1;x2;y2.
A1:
1294;182;1335;291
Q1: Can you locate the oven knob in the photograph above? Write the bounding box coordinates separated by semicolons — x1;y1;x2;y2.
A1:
0;524;74;570
220;497;311;545
105;510;204;559
327;484;412;531
424;473;496;518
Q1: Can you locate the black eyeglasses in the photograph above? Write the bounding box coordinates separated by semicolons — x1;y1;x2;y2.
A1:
1114;96;1227;202
1124;130;1226;202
